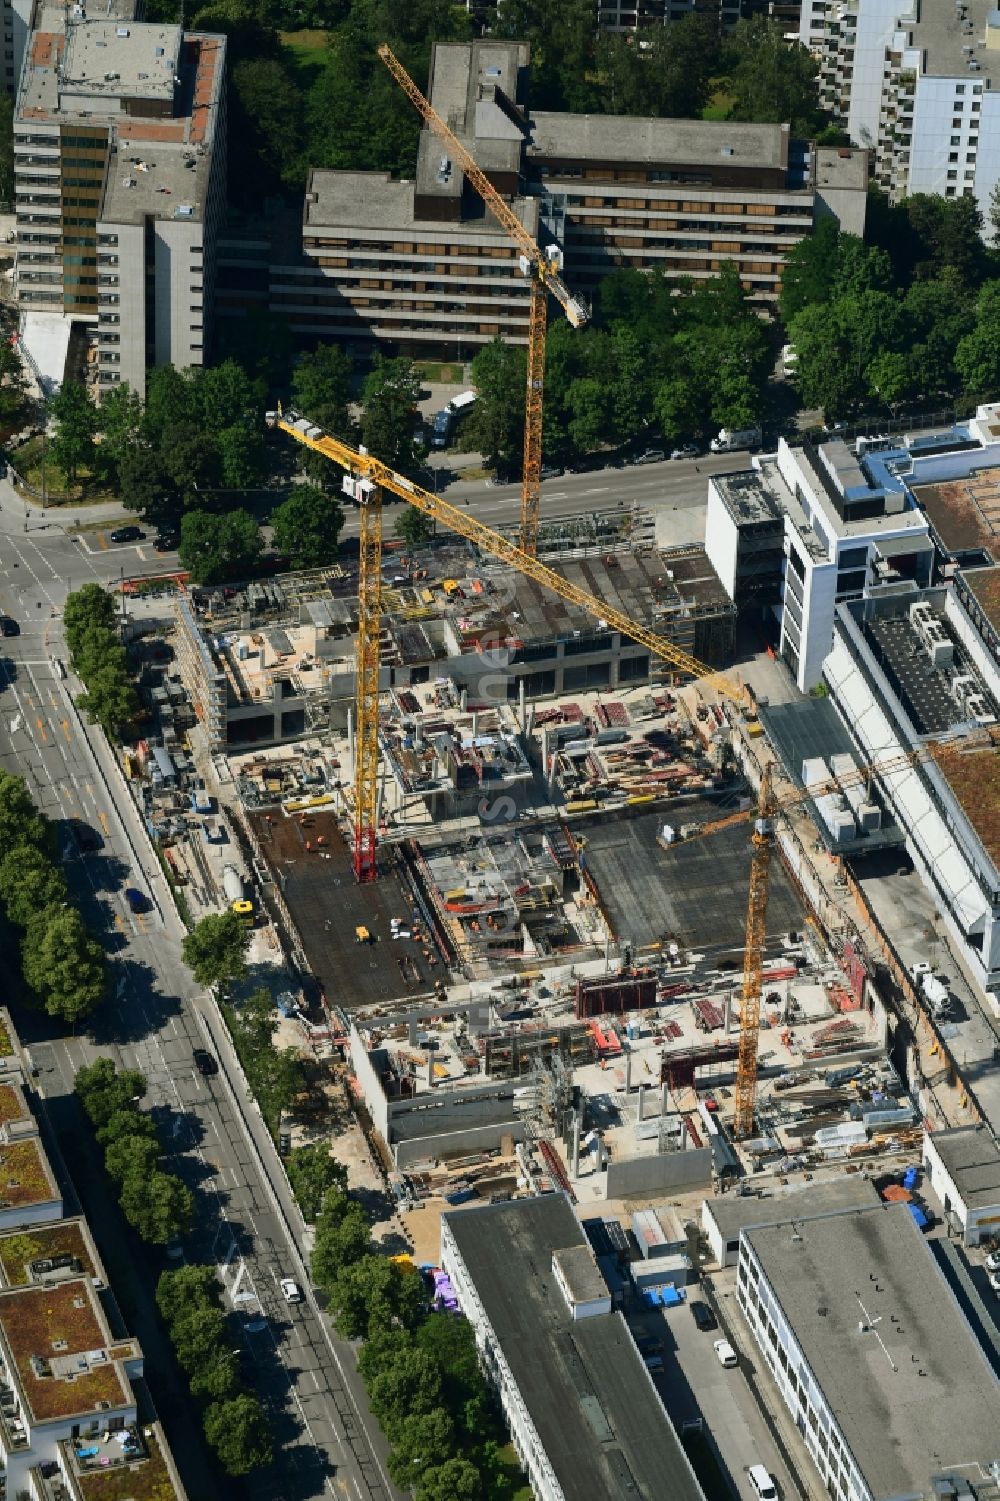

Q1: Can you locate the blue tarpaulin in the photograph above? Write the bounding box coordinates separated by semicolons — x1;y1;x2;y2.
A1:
907;1202;928;1229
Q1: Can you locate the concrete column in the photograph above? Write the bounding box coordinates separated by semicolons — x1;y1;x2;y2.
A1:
637;1083;646;1123
724;991;733;1034
460;688;468;712
427;1051;434;1087
541;727;549;777
661;1083;669;1115
572;1114;581;1177
625;1051;632;1092
519;679;526;724
472;713;479;738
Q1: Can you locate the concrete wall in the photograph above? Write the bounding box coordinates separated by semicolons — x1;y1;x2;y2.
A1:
704;482;739;600
348;1025;391;1140
105;220;146;396
394;1119;524;1168
606;1147;713;1198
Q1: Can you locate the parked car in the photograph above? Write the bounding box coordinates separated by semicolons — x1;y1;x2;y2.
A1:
154;531;179;552
110;525;144;544
690;1300;717;1332
670;445;699;460
632;448;666;465
193;1048;218;1077
539;464;565;480
124;887;149;914
0;617;19;637
71;821;102;853
985;1250;1000;1272
989;1271;1000;1293
748;1465;777;1501
714;1338;738;1368
281;1278;303;1303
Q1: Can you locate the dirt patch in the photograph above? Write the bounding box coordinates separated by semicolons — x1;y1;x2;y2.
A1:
916;472;1000;555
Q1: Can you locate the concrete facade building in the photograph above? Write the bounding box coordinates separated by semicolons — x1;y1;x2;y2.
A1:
268;37;866;355
14;3;226;396
441;1193;706;1501
704;436;934;691
799;0;1000;218
923;1124;1000;1247
823;584;1000;997
738;1203;1000;1501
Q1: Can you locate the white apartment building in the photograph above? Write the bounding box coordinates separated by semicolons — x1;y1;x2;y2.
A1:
2;0;33;104
14;6;226;396
737;1205;1000;1501
704;436;934;691
800;0;1000;216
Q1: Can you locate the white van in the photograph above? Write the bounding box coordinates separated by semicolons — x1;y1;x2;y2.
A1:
748;1465;777;1501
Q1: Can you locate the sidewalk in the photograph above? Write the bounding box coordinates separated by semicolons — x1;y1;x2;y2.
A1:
0;474;130;534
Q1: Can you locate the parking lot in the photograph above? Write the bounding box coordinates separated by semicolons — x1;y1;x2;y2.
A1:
630;1281;820;1501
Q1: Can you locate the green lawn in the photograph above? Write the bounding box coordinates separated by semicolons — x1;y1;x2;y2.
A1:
10;434;116;505
280;28;332;87
702;87;736;120
415;360;467;384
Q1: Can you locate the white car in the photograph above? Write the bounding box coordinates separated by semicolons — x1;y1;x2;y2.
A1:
985;1250;1000;1272
280;1278;303;1304
714;1338;738;1368
989;1271;1000;1294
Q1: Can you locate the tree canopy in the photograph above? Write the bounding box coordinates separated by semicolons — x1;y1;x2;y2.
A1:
182;911;250;988
271;485;344;568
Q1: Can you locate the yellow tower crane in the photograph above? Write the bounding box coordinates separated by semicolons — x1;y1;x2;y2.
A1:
270;405;740;880
377;43;588;559
684;723;1000;1136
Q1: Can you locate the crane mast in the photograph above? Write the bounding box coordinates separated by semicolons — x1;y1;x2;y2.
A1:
377;43;587;558
733;765;775;1139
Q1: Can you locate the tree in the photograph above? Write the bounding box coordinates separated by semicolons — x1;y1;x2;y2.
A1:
96;384;144;482
75;1058;147;1128
990;181;1000;248
249;1045;305;1132
565;378;614;454
171;1304;231;1373
0;772;51;855
204;1393;273;1475
779;217;841;323
48;382;97;483
104;1131;161;1186
0;845;67;927
415;1456;483;1501
177;509;263;585
143;364;198;446
292;344;354;432
394;506;434;548
189;1348;241;1403
159;422;222;504
329;1254;426;1340
468;337;525;471
0;338;28;426
311;1190;371;1290
286;1144;348;1223
63;584;117;657
95;1107;159;1150
271;485;344;568
369;1348;443;1435
118;448;175;524
905;193;986;284
22;907;106;1023
725;17;824;136
415;1314;498;1441
386;1408;455;1492
182;910;250;988
119;1169;193;1243
157;1264;222;1326
230;56;306;197
955;282;1000;396
360;356;421;470
77;653;140;739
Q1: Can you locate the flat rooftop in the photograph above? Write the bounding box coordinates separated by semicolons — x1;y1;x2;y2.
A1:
929;1124;1000;1207
864;612;992;736
72;1426;181;1501
528;112;790;173
579;802;804;955
746;1205;1000;1501
914;467;1000;555
304;169;539;240
906;0;997;78
444;1195;704;1501
102;137;213;225
0;1137;60;1211
704;1175;881;1240
0;1219;98;1289
714;471;783;528
813;144;869;192
61;22;180;99
0;1277;131;1423
965;565;1000;634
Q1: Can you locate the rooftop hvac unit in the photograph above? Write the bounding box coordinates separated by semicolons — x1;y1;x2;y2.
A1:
909;600;934;628
951;673;978;708
964;695;995;725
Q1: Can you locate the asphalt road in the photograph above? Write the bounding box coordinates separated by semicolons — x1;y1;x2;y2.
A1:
1;449;746;593
0;599;401;1501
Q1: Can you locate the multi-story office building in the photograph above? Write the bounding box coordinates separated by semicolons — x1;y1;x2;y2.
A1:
268;38;866;356
14;4;226;396
441;1193;706;1501
799;0;1000;216
597;0;750;35
704;435;934;690
737;1203;1000;1501
2;0;34;105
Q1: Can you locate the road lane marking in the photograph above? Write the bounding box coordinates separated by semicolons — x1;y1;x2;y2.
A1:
98;810;109;834
61;719;71;743
35;718;47;743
